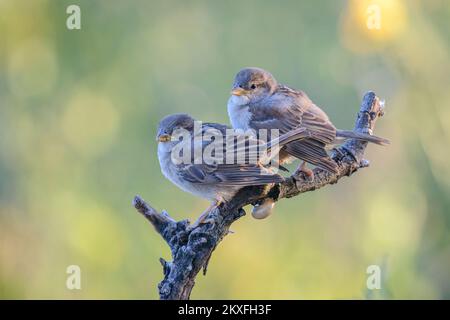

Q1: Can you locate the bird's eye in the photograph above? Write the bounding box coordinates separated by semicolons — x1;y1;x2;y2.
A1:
250;84;257;90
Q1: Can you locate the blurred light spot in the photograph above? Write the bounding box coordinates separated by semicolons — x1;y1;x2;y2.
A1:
62;90;119;157
340;0;408;53
7;38;58;98
39;135;66;172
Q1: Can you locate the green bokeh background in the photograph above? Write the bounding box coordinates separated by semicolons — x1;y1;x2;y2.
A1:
1;0;449;299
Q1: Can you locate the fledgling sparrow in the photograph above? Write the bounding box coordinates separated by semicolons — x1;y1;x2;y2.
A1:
228;67;389;172
156;113;310;227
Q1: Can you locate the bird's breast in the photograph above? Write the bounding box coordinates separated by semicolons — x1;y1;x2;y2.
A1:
157;146;220;202
227;97;252;130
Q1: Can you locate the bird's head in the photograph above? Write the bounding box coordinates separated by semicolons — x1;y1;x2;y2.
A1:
230;67;277;104
156;113;195;143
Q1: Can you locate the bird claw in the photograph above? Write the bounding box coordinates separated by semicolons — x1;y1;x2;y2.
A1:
294;161;314;182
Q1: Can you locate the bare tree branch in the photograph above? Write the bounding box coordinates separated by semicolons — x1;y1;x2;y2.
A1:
133;91;386;300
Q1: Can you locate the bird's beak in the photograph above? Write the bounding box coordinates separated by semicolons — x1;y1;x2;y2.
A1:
157;134;171;142
231;88;247;96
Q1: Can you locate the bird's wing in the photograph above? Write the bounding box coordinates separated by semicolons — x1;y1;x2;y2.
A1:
247;96;304;135
248;85;339;173
175;123;284;186
177;163;284;186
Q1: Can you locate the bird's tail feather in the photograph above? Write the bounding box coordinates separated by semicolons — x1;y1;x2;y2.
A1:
335;129;390;146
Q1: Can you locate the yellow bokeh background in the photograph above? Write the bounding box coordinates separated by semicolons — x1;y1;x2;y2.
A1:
1;0;450;299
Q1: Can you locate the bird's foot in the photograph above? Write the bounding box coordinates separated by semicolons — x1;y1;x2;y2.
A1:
187;202;219;232
187;216;215;232
294;161;314;182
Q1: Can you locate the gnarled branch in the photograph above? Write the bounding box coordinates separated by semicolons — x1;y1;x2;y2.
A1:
133;91;386;300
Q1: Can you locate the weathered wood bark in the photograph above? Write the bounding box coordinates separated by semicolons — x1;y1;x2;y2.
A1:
133;91;386;300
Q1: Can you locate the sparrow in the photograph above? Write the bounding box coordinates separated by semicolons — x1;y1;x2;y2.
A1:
227;67;389;218
227;67;389;172
156;113;310;227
